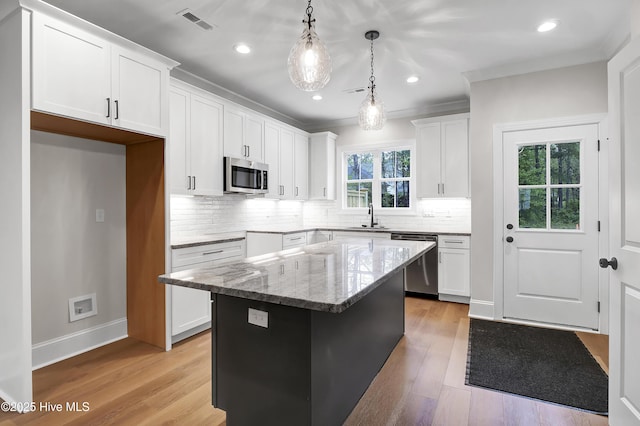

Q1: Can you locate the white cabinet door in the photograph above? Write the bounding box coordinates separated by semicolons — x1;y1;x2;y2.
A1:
245;114;264;162
223;106;244;159
190;94;223;196
280;129;295;199
294;133;309;200
413;115;469;198
438;235;470;297
169;81;224;196
169;86;190;195
111;46;167;136
246;233;283;257
307;230;333;244
309;132;337;200
264;122;281;199
441;119;469;198
171;278;211;336
415;123;441;198
32;13;111;126
438;248;470;296
223;106;264;161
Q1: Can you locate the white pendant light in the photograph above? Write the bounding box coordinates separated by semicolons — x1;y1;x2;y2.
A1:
359;30;386;131
287;0;331;91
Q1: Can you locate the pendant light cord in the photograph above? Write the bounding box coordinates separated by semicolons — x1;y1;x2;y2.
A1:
369;38;376;103
304;0;315;30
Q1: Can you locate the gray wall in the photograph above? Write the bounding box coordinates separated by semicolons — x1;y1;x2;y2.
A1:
469;61;608;306
30;131;126;344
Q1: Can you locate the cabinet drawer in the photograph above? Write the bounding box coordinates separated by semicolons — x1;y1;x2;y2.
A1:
438;235;470;249
283;232;307;248
172;239;246;269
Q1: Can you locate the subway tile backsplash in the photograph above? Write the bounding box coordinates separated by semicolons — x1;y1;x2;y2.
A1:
171;195;471;241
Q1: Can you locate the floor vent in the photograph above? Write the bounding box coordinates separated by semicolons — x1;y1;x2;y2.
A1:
177;8;215;31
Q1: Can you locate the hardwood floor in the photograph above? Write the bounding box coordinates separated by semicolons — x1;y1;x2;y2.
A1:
0;298;609;426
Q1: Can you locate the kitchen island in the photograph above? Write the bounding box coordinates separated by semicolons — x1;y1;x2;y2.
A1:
159;238;434;425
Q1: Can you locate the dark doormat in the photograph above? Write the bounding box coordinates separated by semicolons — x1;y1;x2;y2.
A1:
465;319;608;415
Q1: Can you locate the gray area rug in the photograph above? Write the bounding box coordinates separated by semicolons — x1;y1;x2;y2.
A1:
465;319;608;415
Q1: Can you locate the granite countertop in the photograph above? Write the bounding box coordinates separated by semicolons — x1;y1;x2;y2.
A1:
159;239;435;313
171;232;247;249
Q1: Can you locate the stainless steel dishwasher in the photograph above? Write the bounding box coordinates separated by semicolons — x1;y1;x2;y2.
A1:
390;233;438;296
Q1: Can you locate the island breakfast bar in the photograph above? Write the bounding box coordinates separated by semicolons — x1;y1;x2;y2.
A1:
159;238;434;425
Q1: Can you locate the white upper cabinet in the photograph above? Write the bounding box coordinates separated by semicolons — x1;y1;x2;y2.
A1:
32;12;175;137
412;114;470;198
169;80;223;196
264;121;296;200
223;105;264;162
264;122;281;199
309;132;337;200
294;132;309;200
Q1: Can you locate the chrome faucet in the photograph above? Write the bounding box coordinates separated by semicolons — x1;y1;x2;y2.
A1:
368;203;378;228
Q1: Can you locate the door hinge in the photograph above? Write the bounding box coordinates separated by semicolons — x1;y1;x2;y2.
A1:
597;139;600;151
597;301;601;313
597;220;601;232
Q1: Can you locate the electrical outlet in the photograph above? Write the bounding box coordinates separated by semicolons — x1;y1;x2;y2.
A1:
248;308;268;328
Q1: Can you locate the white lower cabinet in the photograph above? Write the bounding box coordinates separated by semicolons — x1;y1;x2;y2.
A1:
246;232;307;257
438;235;470;302
171;239;245;342
307;230;333;244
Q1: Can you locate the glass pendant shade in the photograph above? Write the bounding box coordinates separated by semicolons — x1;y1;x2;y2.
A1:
287;23;331;91
358;88;386;130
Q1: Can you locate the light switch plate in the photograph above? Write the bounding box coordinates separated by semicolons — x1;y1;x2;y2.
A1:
248;308;268;328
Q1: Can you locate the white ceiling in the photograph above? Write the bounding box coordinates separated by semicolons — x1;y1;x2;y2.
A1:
43;0;630;130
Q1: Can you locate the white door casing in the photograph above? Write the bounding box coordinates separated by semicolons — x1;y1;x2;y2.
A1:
607;34;640;425
503;125;600;330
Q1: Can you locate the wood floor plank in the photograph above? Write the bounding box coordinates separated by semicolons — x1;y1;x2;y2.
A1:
431;385;471;426
0;298;610;426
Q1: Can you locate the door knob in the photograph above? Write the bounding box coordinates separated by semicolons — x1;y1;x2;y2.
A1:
599;257;618;270
506;224;514;230
506;236;514;243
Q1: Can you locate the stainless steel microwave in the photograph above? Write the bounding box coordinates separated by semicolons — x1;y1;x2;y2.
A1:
224;157;269;194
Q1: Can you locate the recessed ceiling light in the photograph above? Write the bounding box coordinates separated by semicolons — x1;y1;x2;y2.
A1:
233;43;251;54
537;20;558;33
406;76;419;84
312;94;323;101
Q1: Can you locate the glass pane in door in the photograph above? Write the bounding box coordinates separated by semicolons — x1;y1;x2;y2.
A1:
550;142;580;184
551;188;580;229
519;188;546;228
519;145;546;185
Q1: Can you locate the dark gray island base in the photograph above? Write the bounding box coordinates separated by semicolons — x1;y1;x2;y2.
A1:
159;239;433;425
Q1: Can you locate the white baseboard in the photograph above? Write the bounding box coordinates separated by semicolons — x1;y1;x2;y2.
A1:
32;318;127;370
438;294;470;304
469;299;494;320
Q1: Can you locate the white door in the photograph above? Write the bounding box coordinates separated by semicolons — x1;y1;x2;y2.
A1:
607;35;640;425
503;124;600;330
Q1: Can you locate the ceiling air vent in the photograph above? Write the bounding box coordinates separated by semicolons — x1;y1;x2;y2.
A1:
177;8;215;31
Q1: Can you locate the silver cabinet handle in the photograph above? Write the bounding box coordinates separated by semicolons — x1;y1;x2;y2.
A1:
443;240;464;244
192;176;196;190
247;145;250;158
202;250;223;255
295;187;299;197
437;183;441;194
441;183;444;194
187;175;192;190
114;100;119;119
289;237;303;241
106;98;111;118
323;187;327;197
